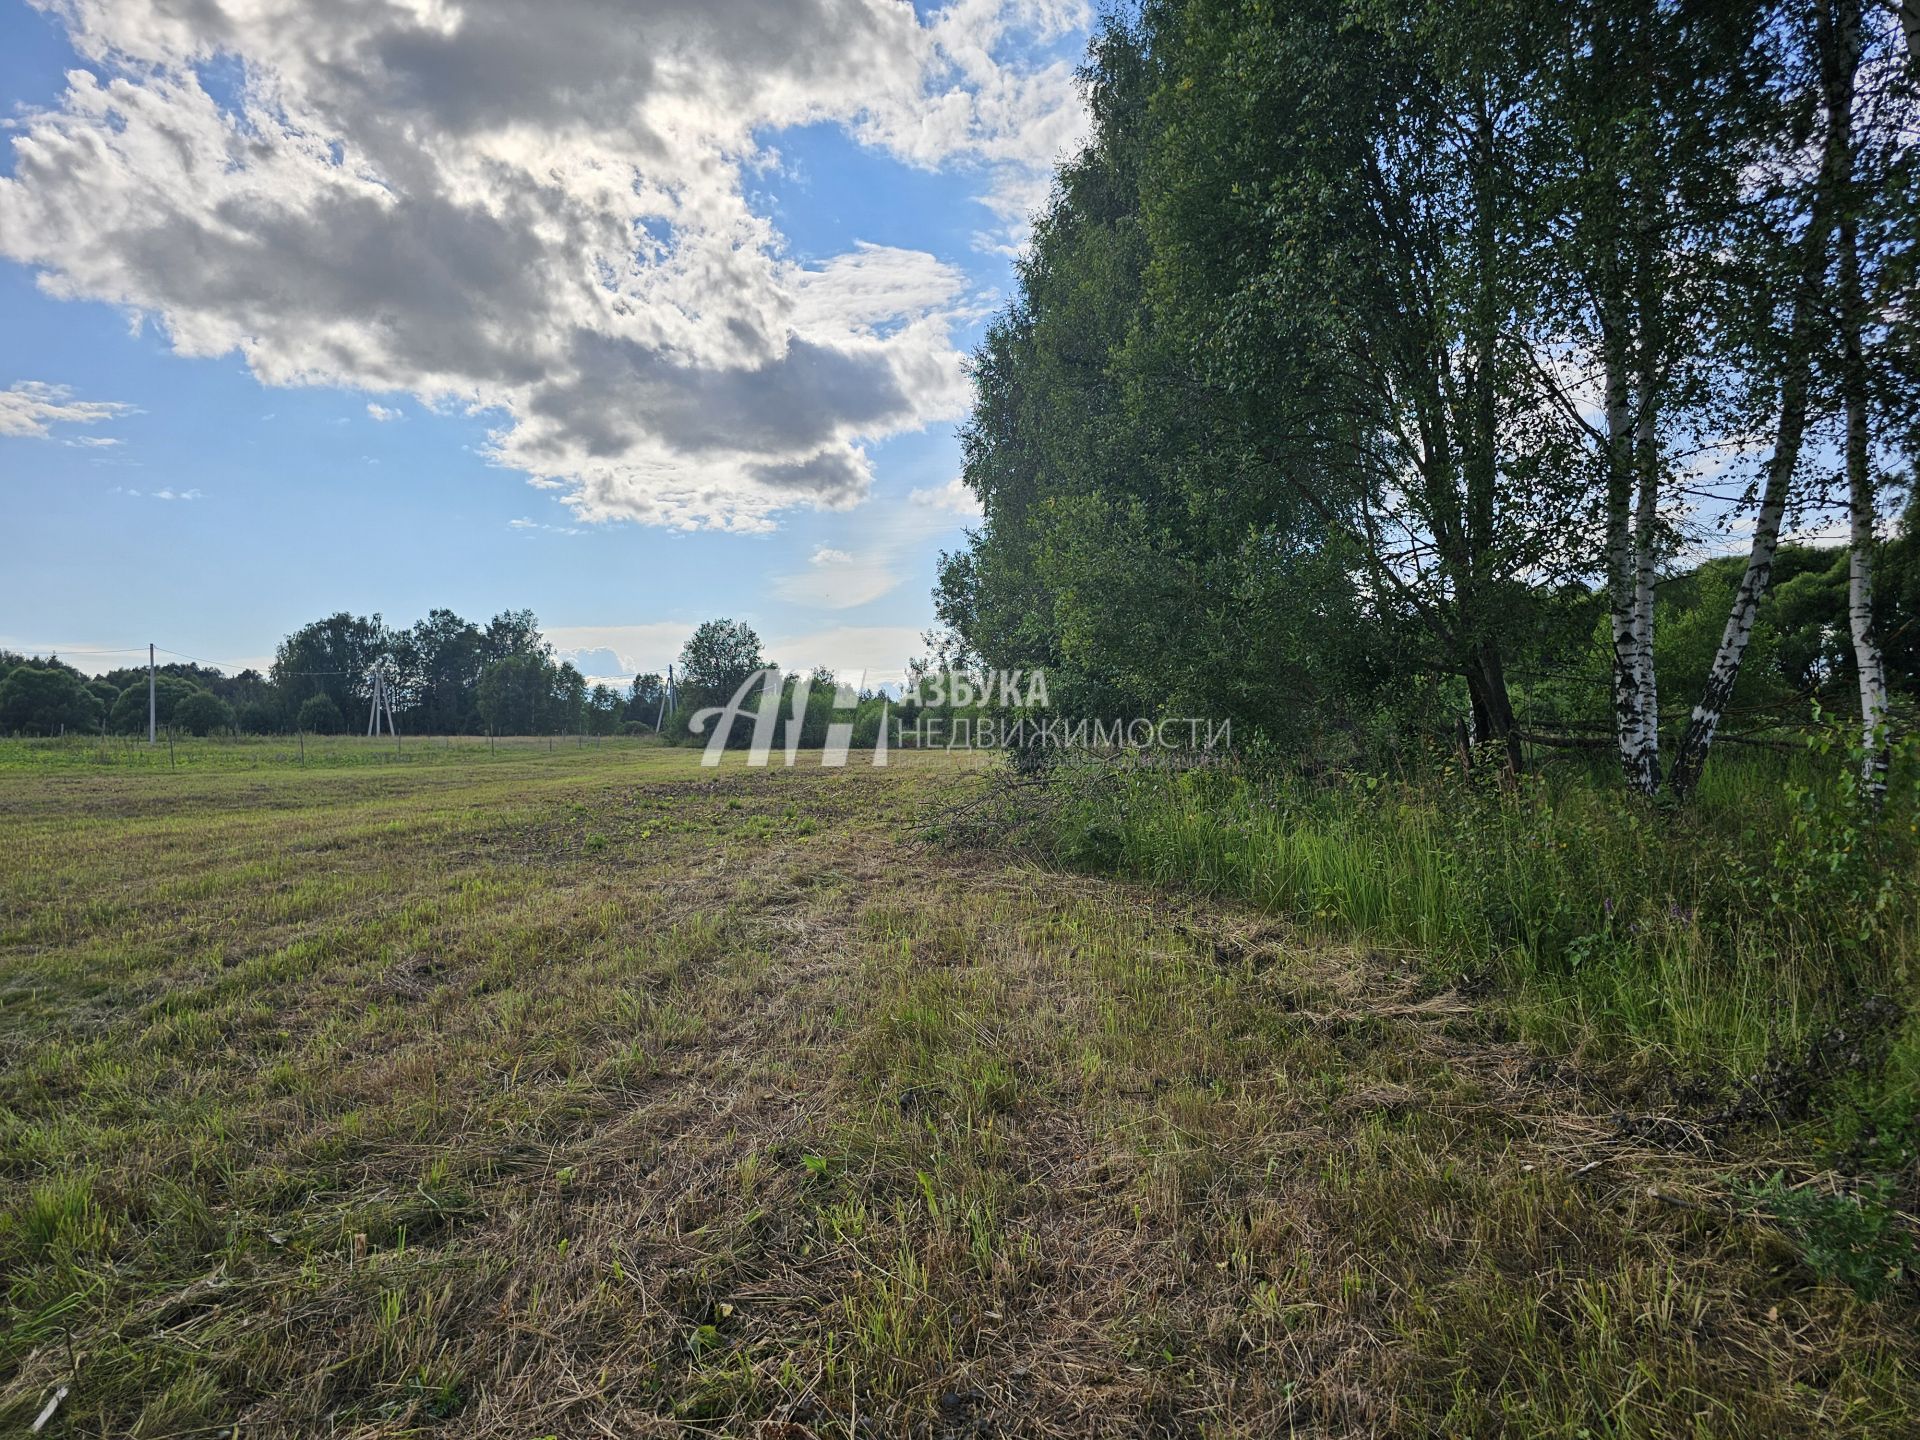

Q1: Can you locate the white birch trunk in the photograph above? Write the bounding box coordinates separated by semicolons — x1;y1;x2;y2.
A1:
1603;333;1657;794
1669;0;1850;797
1631;336;1662;792
1848;421;1889;793
1839;188;1888;797
1667;330;1819;797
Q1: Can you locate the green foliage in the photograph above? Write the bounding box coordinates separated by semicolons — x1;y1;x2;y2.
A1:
296;693;346;735
171;690;235;736
935;0;1920;779
626;672;666;726
675;619;764;713
586;684;624;735
108;675;201;734
1041;740;1919;1076
476;653;562;735
271;611;388;719
1752;717;1920;953
0;665;103;735
1740;1174;1917;1301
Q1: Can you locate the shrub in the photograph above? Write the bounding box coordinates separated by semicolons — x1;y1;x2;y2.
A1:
109;676;200;734
296;694;346;734
0;666;101;735
173;691;235;736
1740;1173;1917;1300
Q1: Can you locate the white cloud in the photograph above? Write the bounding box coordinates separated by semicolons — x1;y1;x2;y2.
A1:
111;484;201;499
366;402;403;422
766;623;927;686
768;473;983;611
772;548;904;609
0;379;132;438
0;1;1089;530
545;622;698;678
508;516;582;535
910;475;984;519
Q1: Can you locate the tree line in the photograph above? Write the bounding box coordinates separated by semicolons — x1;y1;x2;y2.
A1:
935;0;1920;796
0;612;899;743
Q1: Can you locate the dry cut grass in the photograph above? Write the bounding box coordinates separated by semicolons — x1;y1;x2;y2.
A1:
0;741;1913;1436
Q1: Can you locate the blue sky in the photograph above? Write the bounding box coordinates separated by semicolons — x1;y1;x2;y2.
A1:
0;0;1092;686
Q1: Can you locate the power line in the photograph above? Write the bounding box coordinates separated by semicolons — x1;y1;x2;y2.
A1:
9;638;366;679
2;644;150;656
154;645;267;671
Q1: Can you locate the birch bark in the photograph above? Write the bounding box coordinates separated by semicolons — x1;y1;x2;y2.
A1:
1668;0;1850;797
1833;0;1888;798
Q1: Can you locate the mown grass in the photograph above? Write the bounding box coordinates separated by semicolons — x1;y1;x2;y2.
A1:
0;738;1915;1436
0;731;650;773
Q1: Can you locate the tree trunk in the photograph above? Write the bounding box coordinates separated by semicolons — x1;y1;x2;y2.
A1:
1479;644;1524;776
1630;390;1661;790
1592;6;1663;798
1844;366;1889;800
1604;327;1658;794
1668;0;1849;799
1600;299;1661;793
1834;6;1888;801
1462;89;1520;780
1630;209;1663;792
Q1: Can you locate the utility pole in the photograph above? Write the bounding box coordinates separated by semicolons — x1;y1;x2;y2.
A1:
148;643;156;744
365;665;400;743
655;664;674;731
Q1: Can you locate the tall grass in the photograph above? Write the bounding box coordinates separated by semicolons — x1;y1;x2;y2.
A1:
1046;737;1920;1085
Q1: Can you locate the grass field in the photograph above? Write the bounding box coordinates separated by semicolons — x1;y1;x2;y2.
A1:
1;739;1915;1436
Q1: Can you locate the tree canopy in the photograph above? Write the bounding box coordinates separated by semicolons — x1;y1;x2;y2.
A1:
935;0;1919;784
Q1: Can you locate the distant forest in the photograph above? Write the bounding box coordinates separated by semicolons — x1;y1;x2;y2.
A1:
0;611;901;743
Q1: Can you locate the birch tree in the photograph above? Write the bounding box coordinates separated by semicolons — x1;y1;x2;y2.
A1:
1668;0;1851;797
1836;0;1890;795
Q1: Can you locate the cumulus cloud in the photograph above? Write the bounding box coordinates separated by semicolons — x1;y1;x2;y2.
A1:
0;379;133;438
0;0;1088;529
366;402;403;422
544;622;698;678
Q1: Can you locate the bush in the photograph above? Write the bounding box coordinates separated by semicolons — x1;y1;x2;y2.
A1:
0;666;102;735
109;676;200;734
173;691;235;736
1740;1173;1918;1300
234;700;281;735
296;694;346;734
